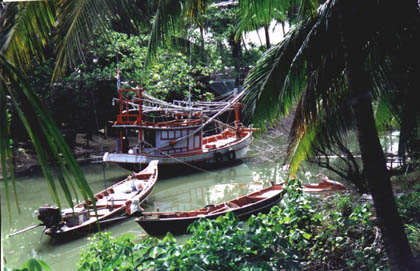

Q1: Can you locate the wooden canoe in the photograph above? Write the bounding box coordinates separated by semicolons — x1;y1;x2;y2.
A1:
37;160;158;240
136;178;345;236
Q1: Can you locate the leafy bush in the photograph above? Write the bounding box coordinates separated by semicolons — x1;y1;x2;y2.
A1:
396;191;420;257
4;259;50;271
78;180;389;270
307;197;388;270
77;31;223;102
396;191;420;225
405;224;420;257
78;232;136;271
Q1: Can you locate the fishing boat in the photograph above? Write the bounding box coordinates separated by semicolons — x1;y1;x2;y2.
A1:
102;87;254;171
36;160;158;240
136;178;345;236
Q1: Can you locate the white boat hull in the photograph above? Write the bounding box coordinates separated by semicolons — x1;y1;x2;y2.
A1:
103;132;252;167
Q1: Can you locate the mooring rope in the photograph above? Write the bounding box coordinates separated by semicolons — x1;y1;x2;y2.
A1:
140;141;218;175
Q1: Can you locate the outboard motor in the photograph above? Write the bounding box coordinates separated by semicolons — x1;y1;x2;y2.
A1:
37;205;62;228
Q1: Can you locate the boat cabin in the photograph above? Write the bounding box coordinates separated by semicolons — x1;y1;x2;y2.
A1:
139;120;203;156
112;88;204;157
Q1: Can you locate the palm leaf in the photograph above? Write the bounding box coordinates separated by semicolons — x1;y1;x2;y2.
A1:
245;0;420;177
53;0;114;79
146;0;208;66
242;17;316;127
53;0;148;80
0;1;56;69
0;75;18;218
0;54;95;214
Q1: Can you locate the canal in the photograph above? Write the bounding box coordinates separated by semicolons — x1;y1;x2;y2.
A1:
1;134;329;270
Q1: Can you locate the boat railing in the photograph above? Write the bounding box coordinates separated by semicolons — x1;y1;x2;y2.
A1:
115;88;143;125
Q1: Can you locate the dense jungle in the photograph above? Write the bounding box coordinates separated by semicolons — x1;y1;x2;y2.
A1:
1;1;420;270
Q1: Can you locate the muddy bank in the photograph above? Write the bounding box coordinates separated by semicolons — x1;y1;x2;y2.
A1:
1;134;116;178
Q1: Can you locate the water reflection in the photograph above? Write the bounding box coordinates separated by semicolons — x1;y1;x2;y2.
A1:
146;164;267;212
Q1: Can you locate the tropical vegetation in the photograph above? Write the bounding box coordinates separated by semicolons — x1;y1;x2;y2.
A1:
241;1;420;269
77;181;387;271
47;180;420;270
2;0;420;270
0;1;262;211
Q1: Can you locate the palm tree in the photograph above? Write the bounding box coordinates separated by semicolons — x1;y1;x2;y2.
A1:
236;0;294;49
122;0;420;268
2;1;419;269
243;0;420;270
0;0;150;213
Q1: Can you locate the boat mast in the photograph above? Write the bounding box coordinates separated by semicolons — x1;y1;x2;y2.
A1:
137;87;143;154
119;89;123;153
234;88;241;137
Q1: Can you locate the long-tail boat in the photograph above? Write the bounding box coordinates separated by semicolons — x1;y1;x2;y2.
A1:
102;88;254;171
37;160;158;240
136;178;345;236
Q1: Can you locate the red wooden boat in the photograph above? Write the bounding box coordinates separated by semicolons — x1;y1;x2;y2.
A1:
37;160;158;240
102;88;254;171
136;178;345;236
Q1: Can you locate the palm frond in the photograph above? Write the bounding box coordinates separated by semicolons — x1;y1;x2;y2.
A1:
53;0;147;80
286;0;420;172
286;91;358;175
286;96;317;177
0;1;56;69
238;0;319;33
374;95;398;133
0;54;95;214
146;0;208;66
53;0;113;79
236;0;285;41
244;0;361;171
242;16;316;128
0;75;17;218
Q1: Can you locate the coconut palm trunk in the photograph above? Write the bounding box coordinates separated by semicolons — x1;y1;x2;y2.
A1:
343;3;416;269
350;73;416;271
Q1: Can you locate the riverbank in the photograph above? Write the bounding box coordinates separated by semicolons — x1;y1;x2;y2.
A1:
1;133;115;178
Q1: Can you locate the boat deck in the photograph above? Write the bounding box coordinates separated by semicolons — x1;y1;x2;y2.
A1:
203;136;237;151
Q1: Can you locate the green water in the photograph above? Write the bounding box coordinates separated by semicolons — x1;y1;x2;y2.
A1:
1;132;335;270
1;159;293;270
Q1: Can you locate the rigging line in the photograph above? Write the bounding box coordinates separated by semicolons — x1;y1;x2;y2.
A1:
142;91;235;108
141;141;218;175
140;89;247;155
127;102;231;114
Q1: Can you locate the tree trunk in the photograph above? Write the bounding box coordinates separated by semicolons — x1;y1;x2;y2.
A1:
350;78;416;271
344;12;416;271
263;24;271;49
281;22;286;36
341;2;417;269
229;32;242;88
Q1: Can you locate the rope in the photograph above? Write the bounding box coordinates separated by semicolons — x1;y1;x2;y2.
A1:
141;141;218;175
139;90;246;155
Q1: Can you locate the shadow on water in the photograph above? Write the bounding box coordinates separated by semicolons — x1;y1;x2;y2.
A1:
119;159;245;180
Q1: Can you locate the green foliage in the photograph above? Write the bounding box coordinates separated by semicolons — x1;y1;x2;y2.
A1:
1;55;95;215
396;191;420;226
82;31;222;102
78;232;136;271
405;224;420;257
203;4;264;70
78;180;389;270
5;259;50;271
19;28;236;139
307;196;387;270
